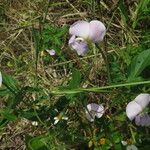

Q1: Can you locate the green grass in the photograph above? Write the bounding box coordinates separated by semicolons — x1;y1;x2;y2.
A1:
0;0;150;149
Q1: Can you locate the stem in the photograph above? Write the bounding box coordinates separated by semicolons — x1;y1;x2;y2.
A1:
51;80;150;95
95;43;111;83
129;125;136;143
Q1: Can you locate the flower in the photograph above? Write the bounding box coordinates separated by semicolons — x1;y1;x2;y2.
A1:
46;49;56;56
31;121;38;126
126;93;150;126
86;103;104;122
121;141;138;150
0;71;2;87
69;20;106;56
54;113;68;125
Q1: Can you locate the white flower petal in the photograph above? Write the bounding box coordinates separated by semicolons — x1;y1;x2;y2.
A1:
121;141;127;146
126;101;142;120
69;35;76;45
89;20;106;42
87;103;100;112
54;117;58;120
54;119;59;125
134;93;150;110
96;104;104;118
87;104;92;111
0;72;2;87
85;111;95;122
69;21;90;39
46;49;56;56
62;116;68;120
127;145;138;150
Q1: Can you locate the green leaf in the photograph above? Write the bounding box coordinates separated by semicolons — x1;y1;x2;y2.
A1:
128;49;150;81
0;108;17;121
0;88;12;96
26;135;50;150
68;69;81;89
2;73;19;93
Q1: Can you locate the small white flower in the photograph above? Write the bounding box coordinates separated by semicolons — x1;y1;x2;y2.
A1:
86;103;104;122
46;49;56;56
126;93;150;126
31;121;38;126
54;113;68;125
0;71;2;87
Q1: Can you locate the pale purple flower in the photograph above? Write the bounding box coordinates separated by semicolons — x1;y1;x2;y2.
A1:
0;71;2;87
86;103;104;122
126;93;150;126
46;49;56;56
69;20;106;56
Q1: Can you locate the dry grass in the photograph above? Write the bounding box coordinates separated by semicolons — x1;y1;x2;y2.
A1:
0;0;149;149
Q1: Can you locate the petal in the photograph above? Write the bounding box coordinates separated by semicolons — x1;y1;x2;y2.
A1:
86;111;95;122
135;115;141;126
127;145;138;150
89;20;106;42
121;141;127;146
96;104;104;118
126;101;142;120
68;35;76;45
54;117;58;120
0;71;2;87
145;115;150;126
69;21;90;39
54;119;59;125
140;113;148;126
87;103;100;111
136;113;150;127
46;49;56;56
70;38;88;56
87;104;92;111
62;116;68;120
134;93;150;110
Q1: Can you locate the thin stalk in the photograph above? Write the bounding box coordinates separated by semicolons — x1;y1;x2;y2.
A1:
51;80;150;95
